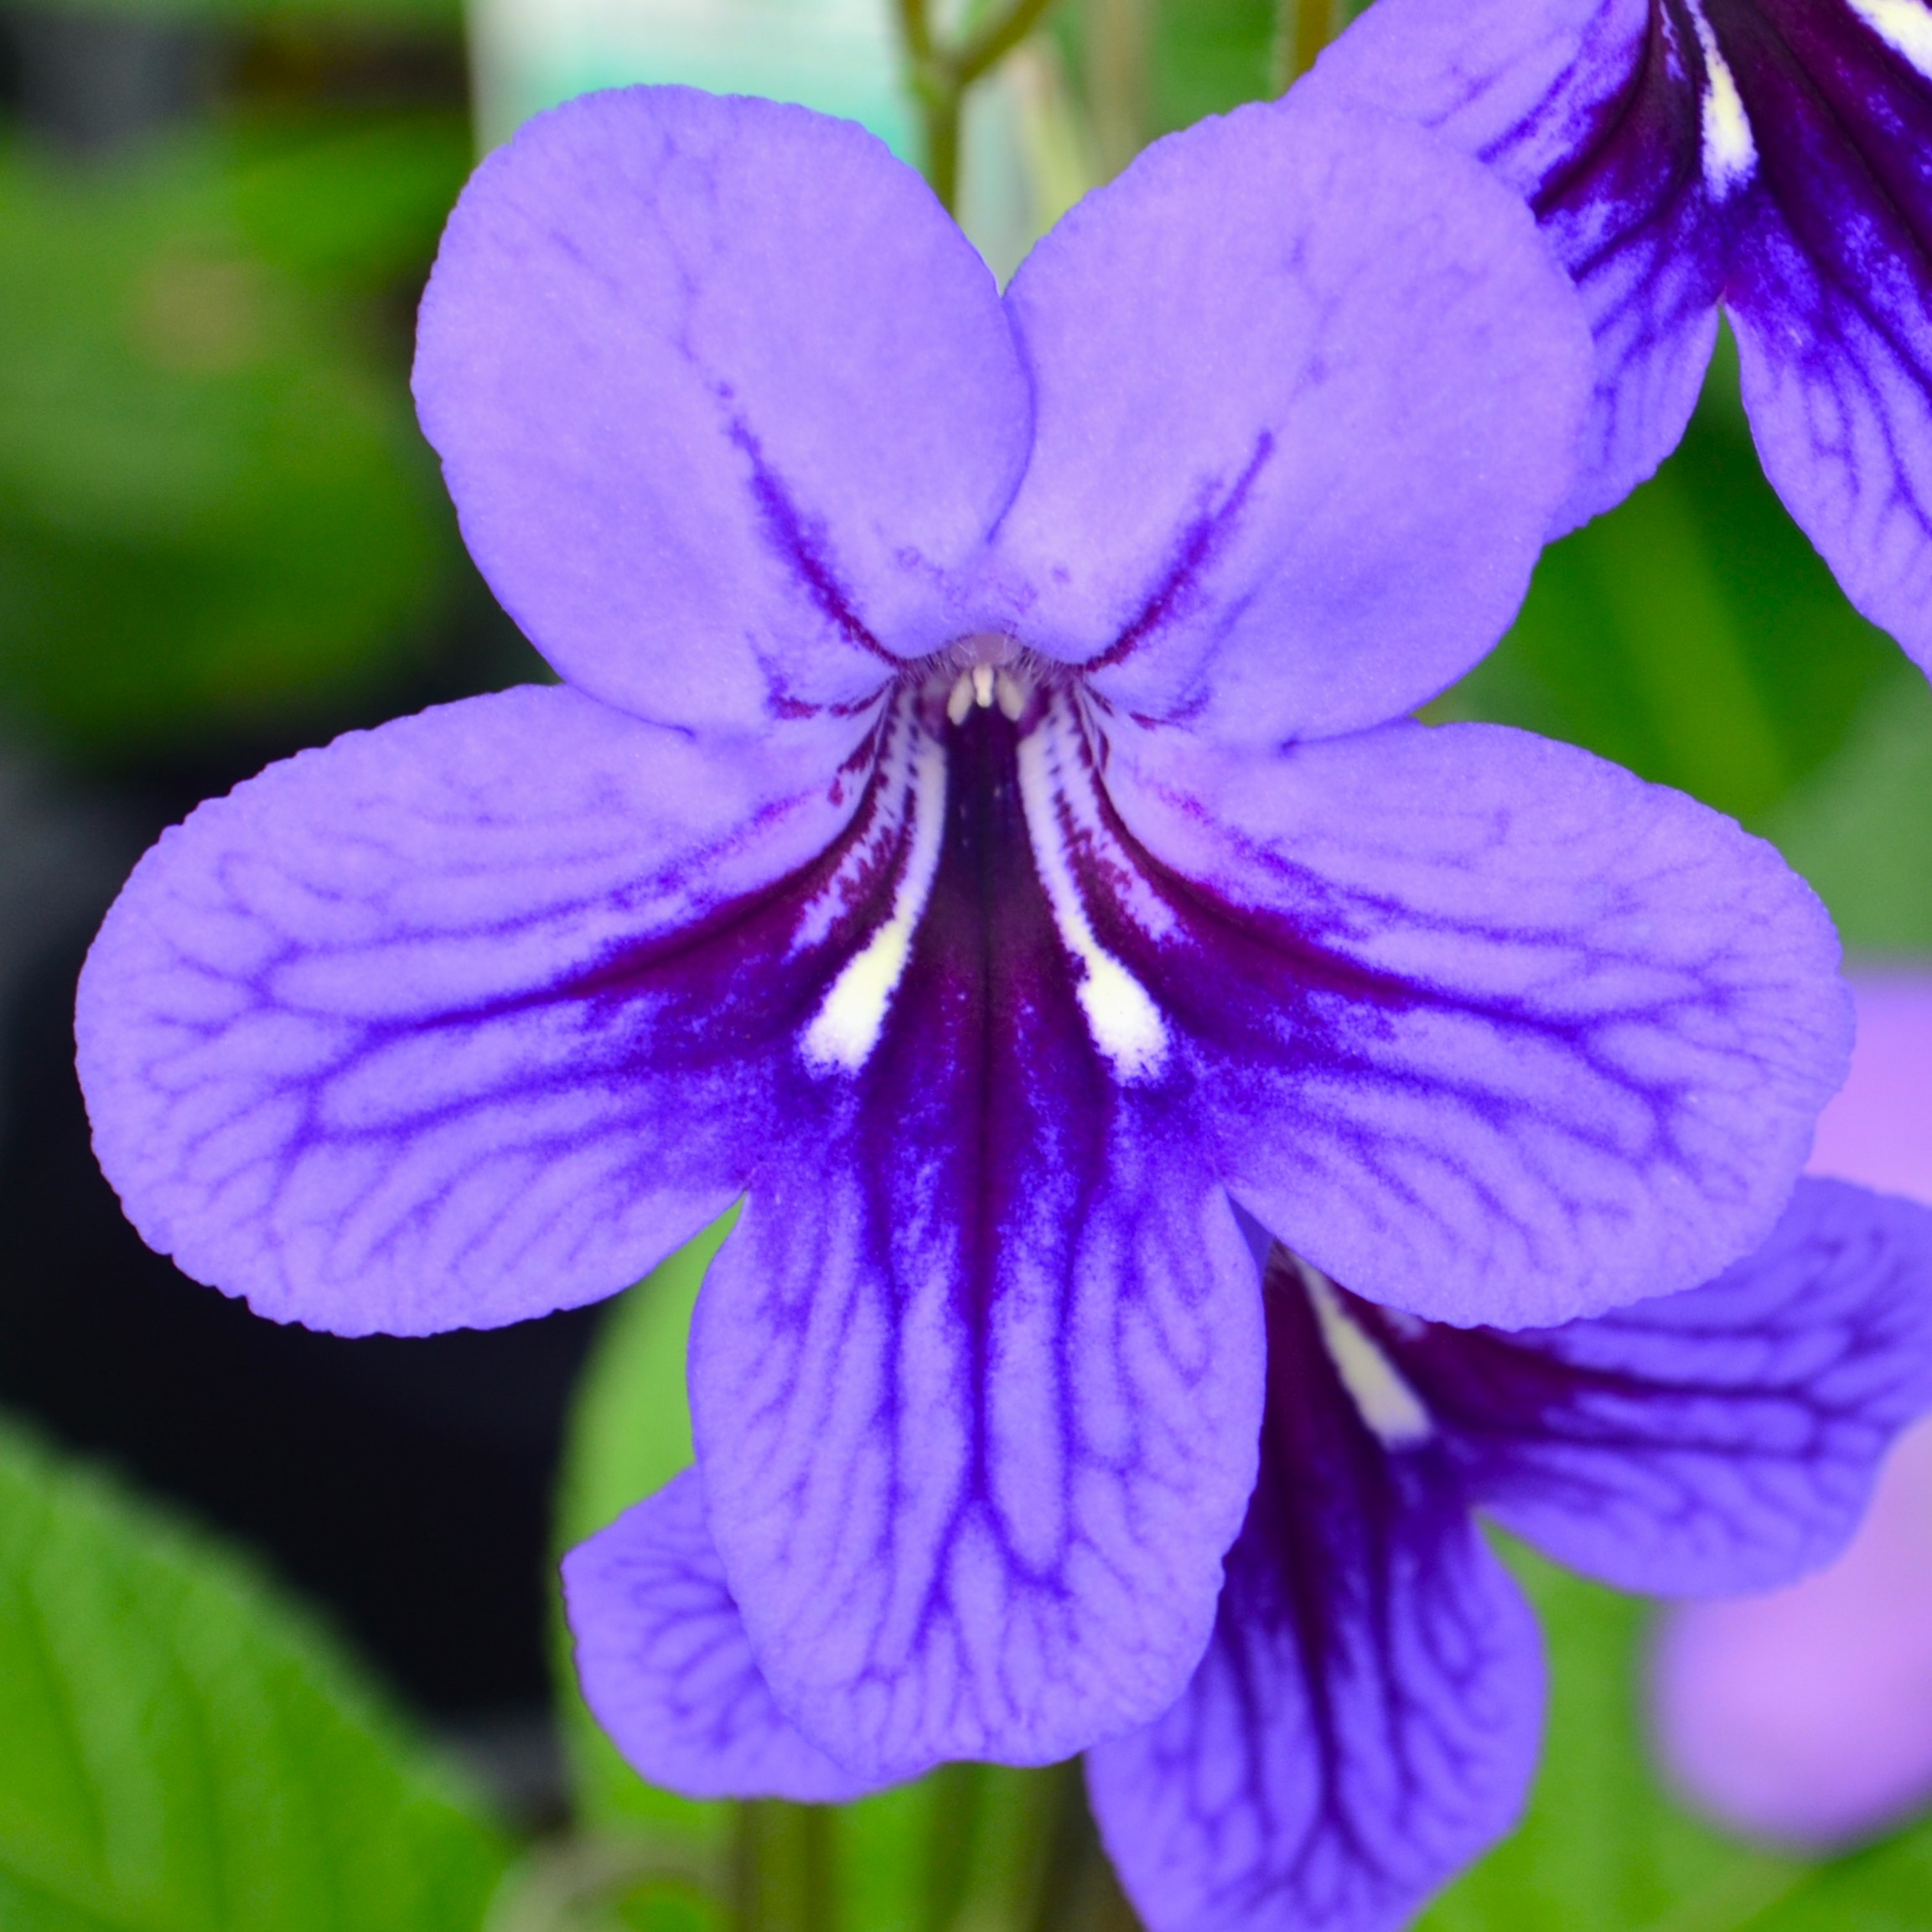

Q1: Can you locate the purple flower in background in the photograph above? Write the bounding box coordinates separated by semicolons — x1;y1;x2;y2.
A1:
76;83;1850;1781
567;1177;1932;1932
1314;0;1932;666
1654;976;1932;1847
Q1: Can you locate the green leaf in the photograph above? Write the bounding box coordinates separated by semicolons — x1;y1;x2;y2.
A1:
0;1411;510;1932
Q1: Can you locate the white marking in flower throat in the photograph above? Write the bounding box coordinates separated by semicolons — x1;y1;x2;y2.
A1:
1297;1258;1434;1448
800;726;948;1073
1015;697;1168;1083
1686;0;1757;194
1848;0;1932;80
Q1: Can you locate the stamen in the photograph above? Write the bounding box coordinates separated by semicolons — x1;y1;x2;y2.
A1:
995;671;1027;721
971;665;996;709
1015;699;1169;1082
801;728;948;1074
1687;1;1757;194
1297;1259;1434;1448
945;672;974;727
1848;0;1932;81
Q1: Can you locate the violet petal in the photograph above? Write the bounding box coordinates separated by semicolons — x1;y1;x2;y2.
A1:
1311;0;1723;532
1347;1178;1932;1594
1087;1261;1543;1932
414;85;1030;734
1098;716;1852;1327
988;94;1592;744
562;1471;889;1802
75;685;855;1334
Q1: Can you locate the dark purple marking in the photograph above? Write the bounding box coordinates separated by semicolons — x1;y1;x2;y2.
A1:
1086;432;1277;672
1088;1247;1541;1932
728;417;897;665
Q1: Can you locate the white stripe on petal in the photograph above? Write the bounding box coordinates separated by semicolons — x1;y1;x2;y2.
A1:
800;723;947;1074
1298;1258;1434;1449
1688;0;1758;195
1016;697;1168;1082
1847;0;1932;81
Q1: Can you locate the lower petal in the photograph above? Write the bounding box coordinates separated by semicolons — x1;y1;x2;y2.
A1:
689;1107;1264;1781
562;1471;887;1803
1087;1269;1543;1932
1349;1177;1932;1595
1098;716;1851;1329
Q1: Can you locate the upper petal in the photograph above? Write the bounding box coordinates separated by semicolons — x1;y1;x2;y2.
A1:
986;94;1592;745
415;87;1031;732
1096;714;1852;1327
1086;1256;1544;1932
75;684;861;1335
1311;0;1722;531
562;1470;888;1803
1344;1177;1932;1595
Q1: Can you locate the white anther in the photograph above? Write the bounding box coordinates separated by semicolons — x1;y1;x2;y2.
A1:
801;730;948;1074
1015;702;1168;1082
945;673;974;727
971;664;996;709
995;671;1028;721
1687;0;1757;194
1849;0;1932;80
1297;1260;1434;1448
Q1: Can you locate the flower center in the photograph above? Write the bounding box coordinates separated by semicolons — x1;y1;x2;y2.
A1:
796;662;1170;1085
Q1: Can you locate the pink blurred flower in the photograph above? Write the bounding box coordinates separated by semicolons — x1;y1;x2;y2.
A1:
1653;975;1932;1847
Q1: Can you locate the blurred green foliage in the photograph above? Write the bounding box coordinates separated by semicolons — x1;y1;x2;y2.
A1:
0;109;471;757
0;1412;510;1931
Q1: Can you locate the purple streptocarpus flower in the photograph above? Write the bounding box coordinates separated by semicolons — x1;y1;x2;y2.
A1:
1653;975;1932;1847
1313;0;1932;667
565;1177;1932;1931
75;82;1851;1780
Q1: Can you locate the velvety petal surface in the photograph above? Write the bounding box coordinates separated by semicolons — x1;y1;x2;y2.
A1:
1088;1255;1543;1932
1096;715;1850;1327
75;683;868;1334
1651;1414;1932;1846
987;94;1592;745
688;699;1266;1781
415;85;1030;736
563;1471;886;1802
1342;1178;1932;1594
1312;0;1723;531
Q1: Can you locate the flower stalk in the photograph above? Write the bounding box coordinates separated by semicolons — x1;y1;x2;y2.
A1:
1272;0;1343;91
896;0;1064;209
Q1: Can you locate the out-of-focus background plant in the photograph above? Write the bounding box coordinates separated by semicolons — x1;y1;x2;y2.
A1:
3;0;1932;1927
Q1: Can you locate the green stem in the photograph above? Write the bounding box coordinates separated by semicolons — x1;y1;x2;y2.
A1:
1273;0;1340;91
919;1762;987;1932
893;0;1065;210
729;1801;839;1932
955;0;1063;85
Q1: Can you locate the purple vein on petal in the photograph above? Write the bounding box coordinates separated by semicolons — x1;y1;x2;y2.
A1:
1085;432;1278;676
